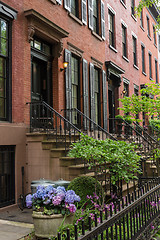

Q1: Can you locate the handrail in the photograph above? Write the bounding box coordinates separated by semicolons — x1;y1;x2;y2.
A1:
27;101;81;133
61;108;117;141
26;101;82;152
109;117;151;144
133;121;158;144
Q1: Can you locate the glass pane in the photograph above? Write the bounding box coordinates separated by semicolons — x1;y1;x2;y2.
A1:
0;58;6;77
43;43;50;55
34;40;41;50
0;97;5;118
1;20;7;38
0;77;5;97
1;38;7;55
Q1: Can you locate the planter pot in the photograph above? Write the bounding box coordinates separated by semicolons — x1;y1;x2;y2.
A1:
32;211;74;238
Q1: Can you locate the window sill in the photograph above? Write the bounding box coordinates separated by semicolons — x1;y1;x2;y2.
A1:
131;14;137;22
147;35;152;41
133;64;139;70
120;0;127;8
142;71;147;76
122;55;129;62
149;77;153;81
154;43;157;48
48;0;56;4
68;12;83;26
140;25;145;32
109;45;118;53
91;31;102;41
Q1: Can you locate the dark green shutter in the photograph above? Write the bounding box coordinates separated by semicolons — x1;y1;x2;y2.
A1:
88;0;93;30
82;0;87;25
90;63;95;128
64;0;71;12
83;59;89;129
101;0;105;40
65;49;71;122
102;70;107;130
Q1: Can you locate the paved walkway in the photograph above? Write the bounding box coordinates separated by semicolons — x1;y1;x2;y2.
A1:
0;206;34;240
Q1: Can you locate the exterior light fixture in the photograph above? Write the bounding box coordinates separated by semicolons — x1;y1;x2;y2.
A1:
60;62;68;71
122;89;127;95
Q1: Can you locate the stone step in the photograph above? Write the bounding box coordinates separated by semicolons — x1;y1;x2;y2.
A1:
50;148;69;158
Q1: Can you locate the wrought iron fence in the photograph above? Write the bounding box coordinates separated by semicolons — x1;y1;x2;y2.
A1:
57;178;160;240
61;108;117;141
109;118;159;178
26;101;81;152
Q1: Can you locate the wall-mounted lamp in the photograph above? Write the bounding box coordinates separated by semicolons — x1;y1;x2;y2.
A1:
60;62;68;71
122;89;127;95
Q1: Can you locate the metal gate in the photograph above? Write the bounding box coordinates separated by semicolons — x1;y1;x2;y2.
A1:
0;146;15;208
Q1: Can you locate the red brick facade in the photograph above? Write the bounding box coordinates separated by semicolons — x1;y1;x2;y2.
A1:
0;0;159;208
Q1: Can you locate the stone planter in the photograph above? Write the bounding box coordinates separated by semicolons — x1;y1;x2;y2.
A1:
32;211;74;238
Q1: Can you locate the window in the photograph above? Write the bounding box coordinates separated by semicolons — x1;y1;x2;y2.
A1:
93;0;98;34
71;55;80;125
149;53;152;79
153;25;157;45
141;45;145;73
122;25;127;57
64;0;87;25
71;0;79;17
108;10;115;47
147;16;150;37
133;36;137;66
155;59;158;83
140;10;144;28
0;19;9;120
123;82;129;97
94;68;100;124
131;0;135;16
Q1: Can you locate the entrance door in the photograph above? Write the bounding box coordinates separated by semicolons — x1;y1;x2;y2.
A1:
31;58;50;104
0;146;15;208
108;88;115;133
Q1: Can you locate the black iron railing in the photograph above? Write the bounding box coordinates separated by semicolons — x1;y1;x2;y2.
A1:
109;118;158;178
57;178;160;240
61;108;117;141
26;101;81;152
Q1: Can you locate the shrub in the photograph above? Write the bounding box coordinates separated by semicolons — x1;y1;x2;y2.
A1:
67;176;103;208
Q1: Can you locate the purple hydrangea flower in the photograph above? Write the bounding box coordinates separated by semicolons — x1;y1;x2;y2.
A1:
52;195;62;205
26;194;32;208
65;190;76;204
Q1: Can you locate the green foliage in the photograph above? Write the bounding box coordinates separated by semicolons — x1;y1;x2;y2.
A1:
119;82;160;122
149;119;160;132
68;134;141;185
67;176;102;208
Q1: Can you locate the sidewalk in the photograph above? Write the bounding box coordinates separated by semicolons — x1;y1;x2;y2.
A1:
0;206;34;240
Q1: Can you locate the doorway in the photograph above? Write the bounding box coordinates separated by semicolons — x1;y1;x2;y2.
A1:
31;58;50;103
108;87;115;133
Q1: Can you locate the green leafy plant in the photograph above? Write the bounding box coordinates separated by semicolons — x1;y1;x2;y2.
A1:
68;134;141;186
67;176;103;208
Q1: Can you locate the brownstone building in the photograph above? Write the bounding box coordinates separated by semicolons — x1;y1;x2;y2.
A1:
0;0;159;209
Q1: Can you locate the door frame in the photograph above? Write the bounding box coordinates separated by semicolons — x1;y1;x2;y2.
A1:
31;48;53;106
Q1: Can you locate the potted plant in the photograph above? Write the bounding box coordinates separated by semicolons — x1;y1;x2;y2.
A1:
26;185;80;238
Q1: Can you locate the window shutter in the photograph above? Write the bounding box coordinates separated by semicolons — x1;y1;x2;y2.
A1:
88;0;93;30
90;63;95;127
102;70;107;130
56;0;62;4
65;49;72;122
64;0;71;12
82;0;87;25
101;0;105;40
83;59;89;129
